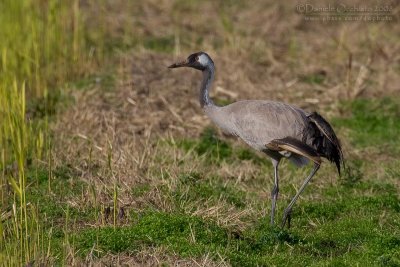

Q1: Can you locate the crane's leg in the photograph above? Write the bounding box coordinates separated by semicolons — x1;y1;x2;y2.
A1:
281;163;320;228
270;159;280;225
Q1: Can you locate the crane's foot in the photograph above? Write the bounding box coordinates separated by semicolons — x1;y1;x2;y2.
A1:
281;208;292;229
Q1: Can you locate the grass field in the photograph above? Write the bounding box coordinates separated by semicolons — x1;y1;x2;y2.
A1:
1;0;400;266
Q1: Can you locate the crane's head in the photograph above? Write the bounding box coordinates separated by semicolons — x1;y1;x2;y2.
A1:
168;52;213;71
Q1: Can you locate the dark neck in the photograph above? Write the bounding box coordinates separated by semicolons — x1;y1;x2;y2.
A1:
200;65;216;108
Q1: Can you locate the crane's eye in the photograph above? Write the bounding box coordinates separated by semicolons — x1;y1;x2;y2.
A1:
195;56;199;61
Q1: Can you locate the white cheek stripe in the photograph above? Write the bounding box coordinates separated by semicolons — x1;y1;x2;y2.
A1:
198;54;208;65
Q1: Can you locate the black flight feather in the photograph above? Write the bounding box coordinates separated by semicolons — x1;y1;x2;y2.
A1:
307;112;344;175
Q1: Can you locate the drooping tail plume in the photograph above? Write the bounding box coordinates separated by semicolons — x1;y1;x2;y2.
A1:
307;112;344;174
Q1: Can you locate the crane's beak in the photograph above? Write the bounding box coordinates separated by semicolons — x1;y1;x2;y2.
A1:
168;59;189;68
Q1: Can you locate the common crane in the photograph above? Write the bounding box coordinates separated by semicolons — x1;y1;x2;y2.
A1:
168;52;344;228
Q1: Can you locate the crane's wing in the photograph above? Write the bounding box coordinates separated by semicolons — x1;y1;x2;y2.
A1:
224;100;309;146
266;137;321;165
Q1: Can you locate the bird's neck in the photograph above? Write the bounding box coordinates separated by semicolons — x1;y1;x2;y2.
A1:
200;65;216;108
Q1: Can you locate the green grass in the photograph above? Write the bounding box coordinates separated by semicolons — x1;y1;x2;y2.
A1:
72;178;400;266
75;212;228;256
143;36;176;53
131;184;151;198
299;71;327;85
333;98;400;154
178;127;233;164
178;127;268;165
174;172;247;208
25;167;96;222
69;72;116;91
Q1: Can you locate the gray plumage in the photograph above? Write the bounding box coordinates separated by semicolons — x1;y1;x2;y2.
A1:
169;52;344;228
205;100;310;162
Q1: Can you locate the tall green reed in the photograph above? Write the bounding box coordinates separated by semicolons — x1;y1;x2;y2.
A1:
0;0;91;264
0;0;87;98
0;82;38;265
